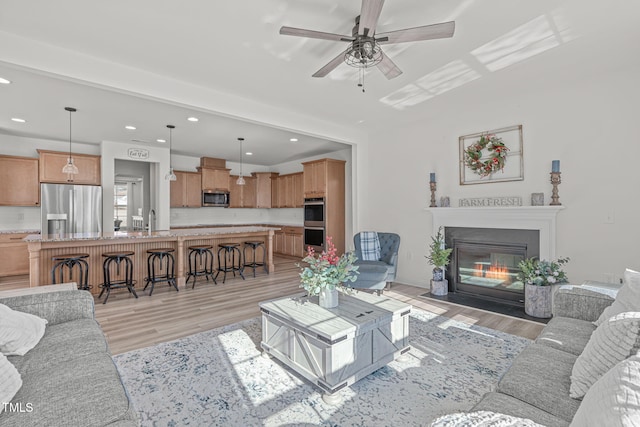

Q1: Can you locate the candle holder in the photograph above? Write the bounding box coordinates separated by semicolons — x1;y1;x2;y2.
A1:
429;182;437;207
549;172;561;205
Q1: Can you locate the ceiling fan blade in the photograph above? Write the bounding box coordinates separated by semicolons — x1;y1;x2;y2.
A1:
377;52;403;79
312;49;348;78
280;26;354;42
358;0;385;36
376;21;455;44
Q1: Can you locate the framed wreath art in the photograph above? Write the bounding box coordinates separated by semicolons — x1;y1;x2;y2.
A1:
459;125;523;185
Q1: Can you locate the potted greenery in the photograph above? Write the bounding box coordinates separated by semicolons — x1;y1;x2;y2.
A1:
518;257;569;318
426;227;453;294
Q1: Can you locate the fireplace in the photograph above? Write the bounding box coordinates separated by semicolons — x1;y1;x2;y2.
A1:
445;227;539;304
427;206;563;311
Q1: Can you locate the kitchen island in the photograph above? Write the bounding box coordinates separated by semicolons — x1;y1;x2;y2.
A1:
25;226;278;295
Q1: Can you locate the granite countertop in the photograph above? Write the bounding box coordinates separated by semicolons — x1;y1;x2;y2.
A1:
25;226;280;243
0;229;40;235
171;222;303;229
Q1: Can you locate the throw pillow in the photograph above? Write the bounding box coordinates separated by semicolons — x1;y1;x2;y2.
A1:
595;268;640;326
0;352;22;413
0;303;48;356
570;354;640;427
570;311;640;398
429;411;544;427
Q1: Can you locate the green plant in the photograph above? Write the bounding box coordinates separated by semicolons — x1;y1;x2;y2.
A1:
297;236;359;296
426;227;452;269
518;257;569;286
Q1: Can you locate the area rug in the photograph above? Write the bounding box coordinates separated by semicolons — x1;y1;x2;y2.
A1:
113;309;529;426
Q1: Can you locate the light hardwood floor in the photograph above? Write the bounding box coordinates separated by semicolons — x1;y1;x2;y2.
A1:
0;256;543;354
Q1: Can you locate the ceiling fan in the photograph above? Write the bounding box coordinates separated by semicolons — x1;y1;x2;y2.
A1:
280;0;455;88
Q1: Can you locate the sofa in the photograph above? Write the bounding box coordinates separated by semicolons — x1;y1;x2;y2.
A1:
430;281;640;426
0;288;139;427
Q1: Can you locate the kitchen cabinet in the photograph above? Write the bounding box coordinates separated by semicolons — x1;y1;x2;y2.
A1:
302;158;346;254
170;171;202;207
199;167;230;192
38;150;101;185
272;172;303;208
253;172;278;208
0;233;31;277
273;226;304;258
228;175;256;208
0;155;40;206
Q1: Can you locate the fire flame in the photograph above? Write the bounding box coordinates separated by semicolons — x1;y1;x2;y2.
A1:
473;262;510;283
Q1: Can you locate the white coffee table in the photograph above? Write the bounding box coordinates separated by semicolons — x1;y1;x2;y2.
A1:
259;291;411;404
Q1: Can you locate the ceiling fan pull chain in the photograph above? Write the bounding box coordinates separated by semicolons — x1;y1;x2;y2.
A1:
358;68;365;92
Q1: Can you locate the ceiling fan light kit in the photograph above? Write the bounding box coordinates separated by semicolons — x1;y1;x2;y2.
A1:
279;0;455;91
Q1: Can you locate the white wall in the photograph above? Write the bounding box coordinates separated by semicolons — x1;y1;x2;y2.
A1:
360;67;640;287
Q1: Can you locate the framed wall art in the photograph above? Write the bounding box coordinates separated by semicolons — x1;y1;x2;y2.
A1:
459;124;523;185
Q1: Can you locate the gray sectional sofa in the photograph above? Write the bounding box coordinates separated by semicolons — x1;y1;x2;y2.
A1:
0;289;138;427
470;286;616;426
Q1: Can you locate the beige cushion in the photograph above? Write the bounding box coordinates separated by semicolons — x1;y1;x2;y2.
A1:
0;352;22;413
595;269;640;326
429;410;544;426
570;311;640;398
0;303;48;356
570;354;640;427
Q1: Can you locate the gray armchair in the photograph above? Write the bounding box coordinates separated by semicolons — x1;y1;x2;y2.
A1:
350;232;400;294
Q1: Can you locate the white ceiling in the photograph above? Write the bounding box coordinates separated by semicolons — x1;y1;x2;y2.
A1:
0;0;638;165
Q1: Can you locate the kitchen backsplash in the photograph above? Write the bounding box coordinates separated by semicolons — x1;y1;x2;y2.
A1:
0;207;41;231
0;206;303;232
170;207;303;227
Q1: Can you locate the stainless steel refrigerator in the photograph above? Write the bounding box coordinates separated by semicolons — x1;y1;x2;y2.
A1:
41;183;102;235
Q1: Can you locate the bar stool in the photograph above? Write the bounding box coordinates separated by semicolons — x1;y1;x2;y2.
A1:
243;241;267;278
51;253;90;290
143;248;178;296
99;251;138;304
215;243;245;284
186;245;215;288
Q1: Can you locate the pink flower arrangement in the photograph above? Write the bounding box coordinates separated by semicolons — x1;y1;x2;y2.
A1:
298;236;359;296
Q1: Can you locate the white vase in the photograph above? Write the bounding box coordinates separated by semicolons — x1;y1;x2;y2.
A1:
319;287;339;308
524;283;553;318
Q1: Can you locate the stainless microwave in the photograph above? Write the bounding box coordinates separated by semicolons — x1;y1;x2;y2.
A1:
202;190;229;207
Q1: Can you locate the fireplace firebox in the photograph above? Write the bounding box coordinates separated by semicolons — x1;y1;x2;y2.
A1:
445;227;539;304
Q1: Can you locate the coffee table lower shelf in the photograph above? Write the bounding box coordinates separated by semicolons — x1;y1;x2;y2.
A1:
259;292;411;403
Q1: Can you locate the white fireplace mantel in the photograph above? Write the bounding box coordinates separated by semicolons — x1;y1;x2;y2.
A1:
425;206;565;260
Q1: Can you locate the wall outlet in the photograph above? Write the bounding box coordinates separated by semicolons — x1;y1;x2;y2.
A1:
407;251;414;260
17;213;24;220
604;209;615;224
603;273;615;283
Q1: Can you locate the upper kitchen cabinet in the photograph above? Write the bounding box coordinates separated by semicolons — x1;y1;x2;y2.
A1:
199;167;230;192
228;174;256;208
253;172;278;208
38;150;101;185
302;158;345;199
170;171;202;208
0;155;39;206
272;172;303;208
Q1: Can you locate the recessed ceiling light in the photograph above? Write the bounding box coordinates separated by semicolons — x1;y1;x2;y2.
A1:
246;152;253;156
290;138;298;142
11;117;26;123
0;77;10;85
187;117;199;122
125;125;136;130
156;139;166;143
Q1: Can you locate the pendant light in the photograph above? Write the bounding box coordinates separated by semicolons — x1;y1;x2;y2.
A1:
61;107;79;177
165;124;177;181
236;137;245;185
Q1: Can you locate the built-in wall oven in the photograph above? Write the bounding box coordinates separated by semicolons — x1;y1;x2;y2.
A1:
303;198;325;251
